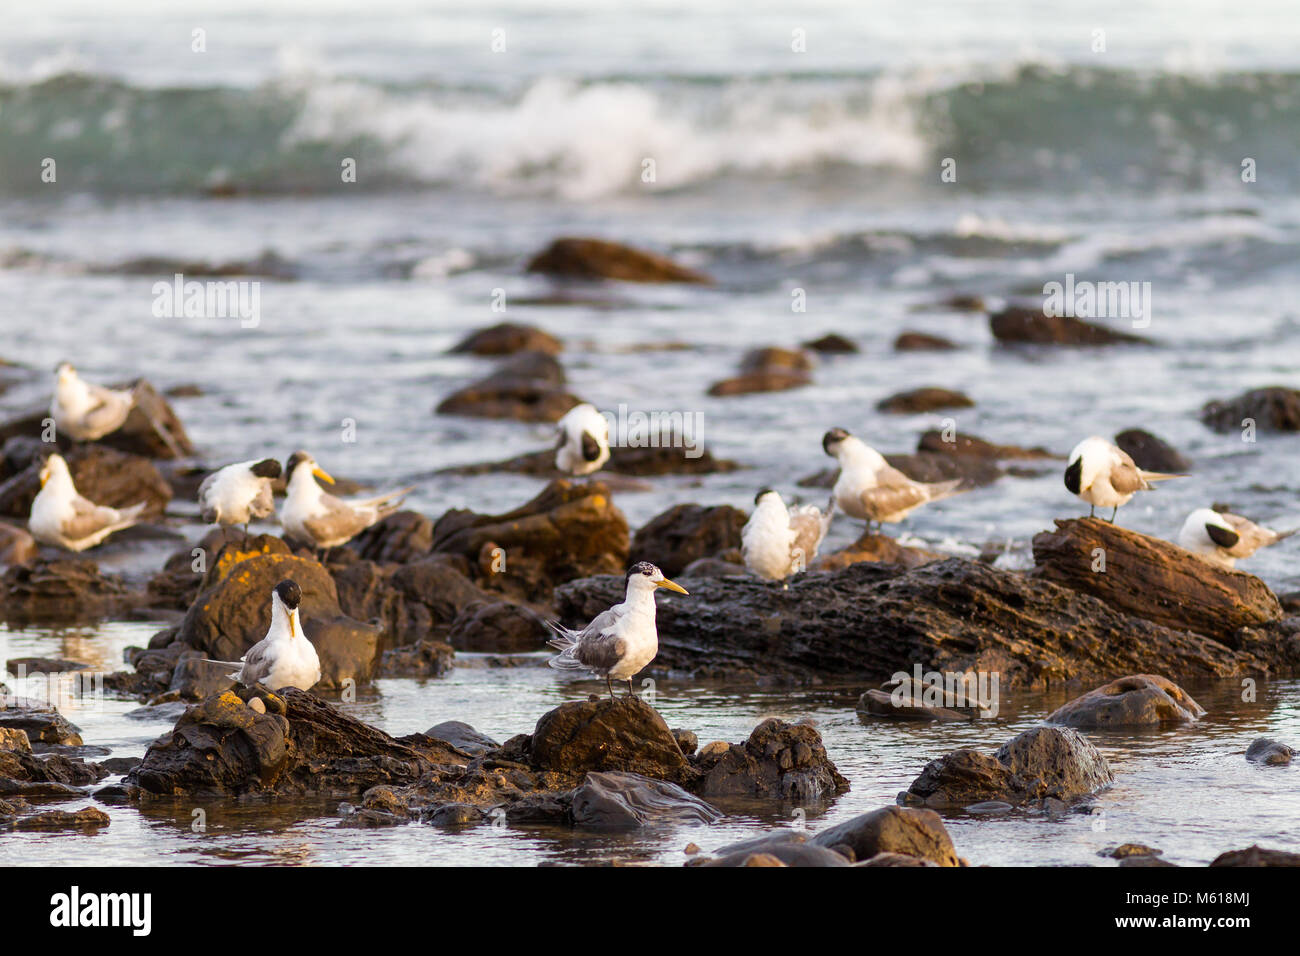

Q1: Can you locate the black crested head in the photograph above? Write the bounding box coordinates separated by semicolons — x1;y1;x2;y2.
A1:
754;487;776;505
1205;523;1240;549
274;579;302;610
1063;458;1082;495
580;430;602;462
251;458;282;479
626;561;657;581
822;427;850;456
285;451;312;475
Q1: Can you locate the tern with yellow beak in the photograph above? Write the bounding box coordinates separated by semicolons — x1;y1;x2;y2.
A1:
546;561;687;699
28;453;147;551
279;451;412;551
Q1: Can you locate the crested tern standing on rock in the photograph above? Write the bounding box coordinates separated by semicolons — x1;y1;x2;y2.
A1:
198;458;282;534
213;580;321;691
546;561;687;699
822;427;962;531
555;402;610;475
50;362;135;441
280;451;412;551
1064;436;1184;523
741;488;832;581
1176;506;1295;569
28;454;146;551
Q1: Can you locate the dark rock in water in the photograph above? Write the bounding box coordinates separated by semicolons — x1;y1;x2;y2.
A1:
0;380;193;460
707;370;811;397
699;833;850;867
5;656;88;675
856;687;975;722
99;756;142;775
1245;737;1294;765
1046;675;1205;729
431;479;629;602
1031;517;1281;641
916;429;1058;460
894;331;958;352
630;503;747;578
0;746;107;788
423;803;487;827
339;806;409;828
1210;845;1300;867
526;237;712;285
126;689;461;797
817;530;942;573
436;375;582;423
13;806;111;830
1102;843;1164;859
803;333;858;354
570;771;722;829
449;322;562;357
0;522;37;566
424;721;500;756
672;729;698;756
1114;428;1190;473
557;557;1274;685
145;527;267;612
124;701;190;722
174;550;380;690
333;554;487;648
376;638;455;678
811;806;961;866
904;726;1114;810
0;443;172;520
529;697;693;786
1201;386;1300;433
877;387;975;414
0;559;135;625
347;511;433;564
739;347;813;375
989;305;1152;346
448;600;548;653
693;718;848;802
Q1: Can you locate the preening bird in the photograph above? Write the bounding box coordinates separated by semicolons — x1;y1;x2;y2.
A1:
198;458;282;533
208;580;321;691
28;453;146;551
1177;506;1295;569
1064;436;1184;522
546;561;687;699
50;362;135;441
741;488;833;581
279;451;411;551
822;427;962;530
555;402;610;475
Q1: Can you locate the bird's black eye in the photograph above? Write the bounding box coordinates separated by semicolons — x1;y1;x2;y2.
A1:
642;569;652;576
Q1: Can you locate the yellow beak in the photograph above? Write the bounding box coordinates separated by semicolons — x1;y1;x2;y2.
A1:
656;578;688;595
39;471;49;488
312;466;335;485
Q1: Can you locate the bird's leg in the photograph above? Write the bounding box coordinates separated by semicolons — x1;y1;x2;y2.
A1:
626;679;636;700
1089;505;1095;518
606;674;615;700
1110;507;1117;523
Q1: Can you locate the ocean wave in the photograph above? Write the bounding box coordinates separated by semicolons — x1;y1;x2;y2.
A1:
1;64;1297;199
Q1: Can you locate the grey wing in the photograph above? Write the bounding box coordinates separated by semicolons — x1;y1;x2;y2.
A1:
788;507;829;561
81;386;132;434
570;606;629;672
303;494;371;542
1222;514;1280;557
859;482;929;520
1108;448;1148;494
62;496;125;540
249;481;276;519
234;640;274;684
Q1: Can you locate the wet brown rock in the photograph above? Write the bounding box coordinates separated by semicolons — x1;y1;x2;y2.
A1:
449;322;562;357
145;527;268;611
528;697;693;785
699;833;849;867
346;511;433;564
707;370;811;397
894;331;958;351
431;479;629;602
333;555;486;646
856;687;975;722
739;347;813;375
630;503;747;577
877;387;974;414
424;721;500;756
0;522;37;566
1210;845;1300;867
692;718;848;802
0;728;31;752
816;531;942;571
1114;429;1190;473
0;443;171;520
916;430;1057;460
904;726;1114;809
570;771;722;829
14;806;110;830
803;333;858;354
1031;517;1282;641
0;559;134;624
1046;675;1205;729
436;369;582;423
1201;386;1300;433
447;600;548;653
989;305;1152;346
811;806;960;866
375;638;455;678
126;688;459;797
526;237;712;285
0;705;82;746
555;558;1270;685
1245;737;1294;765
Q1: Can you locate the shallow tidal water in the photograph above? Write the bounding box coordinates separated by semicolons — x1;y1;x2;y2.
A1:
1;620;1297;867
